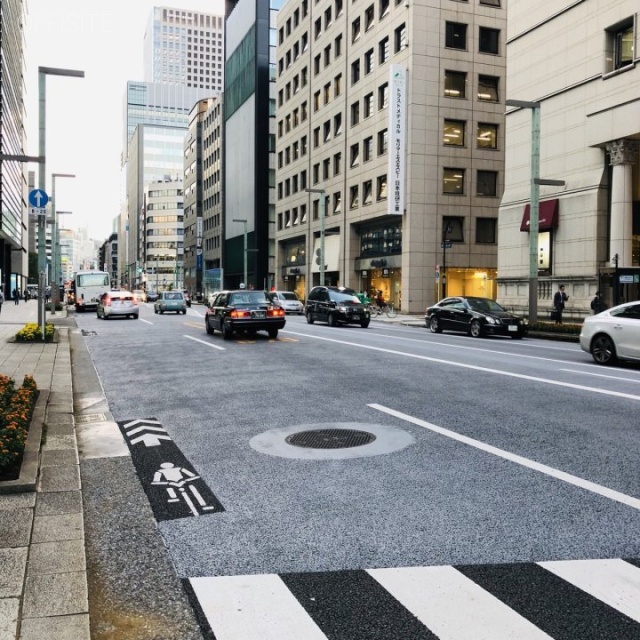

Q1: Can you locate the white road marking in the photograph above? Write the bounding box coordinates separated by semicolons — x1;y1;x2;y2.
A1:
183;335;225;351
560;369;640;383
369;404;640;512
189;309;203;317
139;318;153;325
283;330;640;402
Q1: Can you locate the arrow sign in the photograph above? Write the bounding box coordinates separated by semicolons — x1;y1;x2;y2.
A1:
28;189;49;208
123;418;162;429
122;418;172;447
129;433;172;447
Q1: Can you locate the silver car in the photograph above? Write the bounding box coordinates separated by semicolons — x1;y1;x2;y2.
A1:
96;291;139;320
269;291;304;315
580;301;640;365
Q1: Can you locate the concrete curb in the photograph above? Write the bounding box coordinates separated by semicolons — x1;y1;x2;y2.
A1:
0;390;48;495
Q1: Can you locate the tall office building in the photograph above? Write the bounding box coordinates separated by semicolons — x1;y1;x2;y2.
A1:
275;0;506;312
144;6;225;92
0;0;28;298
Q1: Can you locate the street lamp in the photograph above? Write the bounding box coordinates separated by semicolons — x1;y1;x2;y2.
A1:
232;218;248;287
50;173;75;315
305;188;326;287
37;66;84;327
505;99;565;324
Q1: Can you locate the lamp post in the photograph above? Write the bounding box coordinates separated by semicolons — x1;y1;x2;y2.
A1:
232;218;248;287
305;188;326;287
38;66;84;326
505;99;565;324
50;173;75;314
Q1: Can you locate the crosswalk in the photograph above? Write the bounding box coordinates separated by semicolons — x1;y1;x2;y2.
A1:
184;558;640;639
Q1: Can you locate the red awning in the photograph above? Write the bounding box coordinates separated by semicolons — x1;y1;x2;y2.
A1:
520;199;559;232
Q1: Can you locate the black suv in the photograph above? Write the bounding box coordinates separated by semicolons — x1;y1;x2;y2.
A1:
305;286;370;328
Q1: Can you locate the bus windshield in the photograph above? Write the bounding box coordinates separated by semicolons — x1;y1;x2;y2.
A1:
77;273;109;287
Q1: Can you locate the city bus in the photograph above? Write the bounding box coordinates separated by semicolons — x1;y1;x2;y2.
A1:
72;270;110;312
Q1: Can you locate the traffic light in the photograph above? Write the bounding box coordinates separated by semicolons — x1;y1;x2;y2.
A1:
315;248;322;265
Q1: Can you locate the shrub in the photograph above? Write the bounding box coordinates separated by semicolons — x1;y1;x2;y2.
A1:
15;322;55;342
0;374;38;473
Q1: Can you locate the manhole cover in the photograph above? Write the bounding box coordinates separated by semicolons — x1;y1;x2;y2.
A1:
81;330;98;336
285;429;376;449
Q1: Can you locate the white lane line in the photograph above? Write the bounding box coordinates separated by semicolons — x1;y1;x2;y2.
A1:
369;404;640;512
189;309;203;317
283;330;640;402
183;335;225;350
368;566;554;640
139;318;153;325
560;369;640;384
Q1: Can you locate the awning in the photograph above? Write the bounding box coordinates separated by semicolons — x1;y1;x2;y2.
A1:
311;234;340;273
520;199;559;232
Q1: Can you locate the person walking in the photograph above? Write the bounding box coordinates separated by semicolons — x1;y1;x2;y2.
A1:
23;289;29;302
0;289;4;314
12;288;19;305
590;291;607;314
553;284;568;324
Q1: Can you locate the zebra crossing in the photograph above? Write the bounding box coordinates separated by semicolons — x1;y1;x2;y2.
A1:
184;558;640;640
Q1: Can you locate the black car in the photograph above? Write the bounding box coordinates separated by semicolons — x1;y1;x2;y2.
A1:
305;286;370;328
205;290;286;339
426;296;527;339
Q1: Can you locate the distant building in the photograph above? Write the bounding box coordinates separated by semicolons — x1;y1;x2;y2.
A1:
498;1;640;316
98;233;118;287
144;6;225;92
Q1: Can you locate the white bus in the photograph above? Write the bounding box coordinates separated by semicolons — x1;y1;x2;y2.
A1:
73;270;110;312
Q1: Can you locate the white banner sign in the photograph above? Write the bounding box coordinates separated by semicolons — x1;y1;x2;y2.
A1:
389;64;407;215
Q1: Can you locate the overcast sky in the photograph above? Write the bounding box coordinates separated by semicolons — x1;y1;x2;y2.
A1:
25;0;225;240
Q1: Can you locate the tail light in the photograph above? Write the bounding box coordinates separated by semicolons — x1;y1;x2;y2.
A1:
268;308;285;317
230;310;251;318
104;297;111;307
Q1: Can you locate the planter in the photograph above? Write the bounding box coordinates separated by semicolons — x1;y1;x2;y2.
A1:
0;390;48;494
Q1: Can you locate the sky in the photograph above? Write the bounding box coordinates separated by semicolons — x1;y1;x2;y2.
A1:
25;0;225;241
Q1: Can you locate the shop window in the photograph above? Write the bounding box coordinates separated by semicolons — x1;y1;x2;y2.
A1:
446;22;467;49
476;170;498;196
476;218;497;244
445;70;466;98
477;123;498;149
442;216;464;242
479;27;500;54
443;168;465;195
444;119;465;146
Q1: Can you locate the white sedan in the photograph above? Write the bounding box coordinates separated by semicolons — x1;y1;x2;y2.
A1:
580;301;640;365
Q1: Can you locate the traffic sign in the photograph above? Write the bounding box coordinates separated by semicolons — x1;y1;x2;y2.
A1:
441;241;452;249
28;189;49;208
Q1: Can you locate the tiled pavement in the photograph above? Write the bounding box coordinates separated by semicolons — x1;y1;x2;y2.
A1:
0;299;89;640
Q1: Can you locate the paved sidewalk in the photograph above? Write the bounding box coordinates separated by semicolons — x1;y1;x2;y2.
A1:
0;300;89;640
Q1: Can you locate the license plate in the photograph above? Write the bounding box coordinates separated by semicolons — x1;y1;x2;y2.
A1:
252;311;266;318
508;325;518;332
352;315;360;320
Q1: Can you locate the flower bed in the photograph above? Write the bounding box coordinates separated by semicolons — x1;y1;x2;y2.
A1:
0;374;39;480
15;322;55;342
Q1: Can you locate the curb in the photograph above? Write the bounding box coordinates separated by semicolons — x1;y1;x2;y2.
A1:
0;390;48;495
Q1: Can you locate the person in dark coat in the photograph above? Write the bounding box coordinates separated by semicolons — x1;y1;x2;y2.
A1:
553;284;568;324
590;291;607;314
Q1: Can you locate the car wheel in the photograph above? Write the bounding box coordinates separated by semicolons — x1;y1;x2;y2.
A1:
268;328;278;339
222;320;233;340
591;334;617;365
469;319;483;338
328;313;337;327
429;316;442;333
160;309;164;314
133;315;139;319
361;320;370;328
154;308;158;314
306;311;314;324
206;319;214;335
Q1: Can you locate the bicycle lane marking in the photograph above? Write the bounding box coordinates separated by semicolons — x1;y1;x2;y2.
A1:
116;418;225;521
281;330;640;402
369;404;640;512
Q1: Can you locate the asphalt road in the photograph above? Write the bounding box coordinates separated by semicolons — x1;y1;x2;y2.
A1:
73;303;640;639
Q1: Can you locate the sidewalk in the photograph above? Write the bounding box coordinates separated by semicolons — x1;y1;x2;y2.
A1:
0;300;89;640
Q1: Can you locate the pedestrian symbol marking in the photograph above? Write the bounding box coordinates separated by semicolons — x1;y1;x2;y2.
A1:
117;418;224;521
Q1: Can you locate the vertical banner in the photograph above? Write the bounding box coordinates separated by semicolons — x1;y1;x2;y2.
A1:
389;64;407;216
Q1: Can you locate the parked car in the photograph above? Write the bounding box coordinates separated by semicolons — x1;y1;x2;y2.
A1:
580;300;640;365
146;290;160;302
205;290;286;339
305;286;370;328
132;289;147;303
154;291;187;314
96;290;139;320
426;296;527;339
269;290;304;314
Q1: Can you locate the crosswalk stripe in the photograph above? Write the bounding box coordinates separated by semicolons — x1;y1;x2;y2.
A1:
538;559;640;624
368;565;554;640
189;574;327;640
457;562;640;640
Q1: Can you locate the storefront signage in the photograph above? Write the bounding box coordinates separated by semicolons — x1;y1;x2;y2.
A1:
389;65;407;216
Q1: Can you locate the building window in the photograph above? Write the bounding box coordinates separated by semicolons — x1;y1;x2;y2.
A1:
324;6;332;28
377;128;388;155
301;101;308;120
323;158;331;180
479;0;500;6
335;0;343;17
446;22;467;49
443;168;465;194
324;82;331;104
314;17;322;39
323;120;332;142
350;143;360;167
376;175;387;200
477;123;498;149
363;136;373;161
364;49;374;74
364;92;374;118
379;36;390;63
352;17;361;43
313;127;320;147
313;163;320;184
334;152;342;175
350;185;359;209
363;180;373;205
378;82;388;109
445;70;466;98
314;54;321;75
394;24;407;52
365;5;375;31
334;73;342;96
351;101;360;126
442;216;464;242
333;192;342;213
301;136;308;155
444;119;465;146
335;34;343;56
478;75;499;101
380;0;390;19
476;218;497;243
351;59;361;84
479;27;500;54
314;90;321;111
324;44;331;67
608;20;634;71
477;170;497;196
334;113;343;136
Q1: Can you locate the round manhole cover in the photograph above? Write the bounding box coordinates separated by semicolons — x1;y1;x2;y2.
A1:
285;429;376;449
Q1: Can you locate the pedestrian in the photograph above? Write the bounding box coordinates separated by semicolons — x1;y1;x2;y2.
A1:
0;289;4;314
23;289;28;302
590;291;607;315
13;288;19;305
553;284;568;324
376;290;384;308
